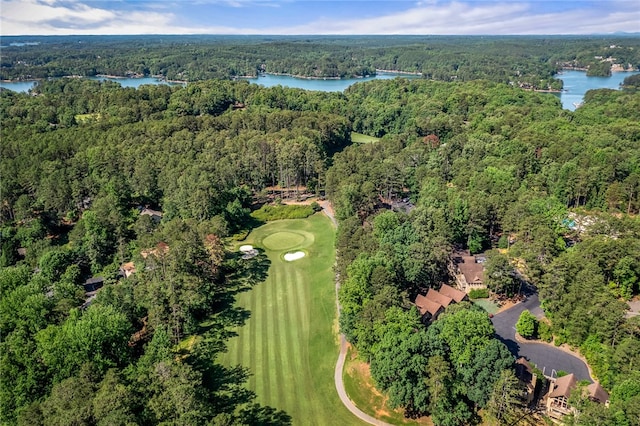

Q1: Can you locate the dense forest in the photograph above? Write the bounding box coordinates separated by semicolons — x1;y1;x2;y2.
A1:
3;35;640;89
330;78;640;424
0;78;350;425
1;63;640;425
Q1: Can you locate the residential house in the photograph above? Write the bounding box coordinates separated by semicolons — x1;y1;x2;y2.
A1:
451;250;486;293
438;283;468;303
546;373;578;419
515;357;538;405
141;241;170;259
415;293;445;321
119;261;137;278
414;284;468;322
83;276;104;293
81;277;104;310
426;288;453;309
139;207;163;223
586;382;609;405
546;373;610;420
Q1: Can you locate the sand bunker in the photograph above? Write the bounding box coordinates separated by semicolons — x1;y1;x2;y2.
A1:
239;245;254;252
284;251;306;261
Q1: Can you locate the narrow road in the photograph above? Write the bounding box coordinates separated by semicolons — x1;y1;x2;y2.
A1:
491;292;592;381
322;202;393;426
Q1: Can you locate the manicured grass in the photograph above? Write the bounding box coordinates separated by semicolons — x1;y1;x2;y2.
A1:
472;298;500;314
220;214;364;425
262;231;307;251
343;347;433;426
351;132;380;144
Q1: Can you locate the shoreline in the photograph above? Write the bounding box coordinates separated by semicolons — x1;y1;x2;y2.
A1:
533;88;562;93
248;69;422;81
262;72;343;80
375;68;423;76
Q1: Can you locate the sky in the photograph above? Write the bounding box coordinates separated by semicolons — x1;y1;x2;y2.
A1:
1;0;639;36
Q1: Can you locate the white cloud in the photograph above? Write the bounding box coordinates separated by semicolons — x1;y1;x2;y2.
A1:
273;1;640;35
1;0;200;34
0;0;638;35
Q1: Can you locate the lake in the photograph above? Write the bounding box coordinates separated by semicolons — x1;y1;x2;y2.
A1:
88;76;186;88
0;80;39;92
246;72;420;92
0;76;184;93
0;72;416;94
555;70;639;110
2;71;637;112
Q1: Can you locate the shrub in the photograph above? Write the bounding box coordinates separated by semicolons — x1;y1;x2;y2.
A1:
515;310;537;339
250;204;315;221
468;288;490;299
538;321;553;342
498;235;509;249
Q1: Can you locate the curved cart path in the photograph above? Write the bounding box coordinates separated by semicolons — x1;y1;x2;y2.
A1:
322;201;393;426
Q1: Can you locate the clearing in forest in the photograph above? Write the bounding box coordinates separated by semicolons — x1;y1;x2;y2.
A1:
220;214;364;425
351;132;380;144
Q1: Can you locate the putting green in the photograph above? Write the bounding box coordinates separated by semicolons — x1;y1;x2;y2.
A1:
221;216;363;425
262;231;306;251
260;230;315;251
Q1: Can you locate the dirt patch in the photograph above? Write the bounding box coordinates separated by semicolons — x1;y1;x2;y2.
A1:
497;300;516;313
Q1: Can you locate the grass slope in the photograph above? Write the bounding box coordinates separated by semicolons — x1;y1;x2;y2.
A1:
351;132;380;144
221;214;364;425
343;348;432;426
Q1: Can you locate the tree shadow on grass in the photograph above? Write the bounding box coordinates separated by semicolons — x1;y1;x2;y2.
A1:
223;249;271;297
189;348;292;425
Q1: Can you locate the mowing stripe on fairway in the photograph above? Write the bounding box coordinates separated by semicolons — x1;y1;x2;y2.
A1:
220;216;365;425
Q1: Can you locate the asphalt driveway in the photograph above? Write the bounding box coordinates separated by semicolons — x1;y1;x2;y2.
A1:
491;291;592;381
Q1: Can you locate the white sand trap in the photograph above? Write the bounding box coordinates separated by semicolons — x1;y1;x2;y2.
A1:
239;245;254;253
284;251;305;261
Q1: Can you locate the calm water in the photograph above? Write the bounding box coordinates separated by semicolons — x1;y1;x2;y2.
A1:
0;80;38;92
0;72;416;94
88;76;185;88
0;76;183;92
247;72;420;92
556;70;639;111
2;71;637;112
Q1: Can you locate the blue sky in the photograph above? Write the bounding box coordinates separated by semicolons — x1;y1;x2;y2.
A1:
1;0;639;35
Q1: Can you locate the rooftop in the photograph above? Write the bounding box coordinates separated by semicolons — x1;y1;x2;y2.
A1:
586;382;609;404
439;283;466;303
549;373;577;399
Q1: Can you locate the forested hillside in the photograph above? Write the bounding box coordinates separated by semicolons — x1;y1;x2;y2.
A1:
0;78;349;425
3;35;640;88
2;74;640;425
329;79;640;424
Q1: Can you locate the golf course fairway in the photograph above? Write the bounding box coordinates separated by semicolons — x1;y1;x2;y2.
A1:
220;214;364;425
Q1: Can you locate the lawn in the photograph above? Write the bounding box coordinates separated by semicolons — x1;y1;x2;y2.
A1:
220;214;364;425
74;112;102;123
472;298;500;315
351;132;380;144
343;347;433;426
